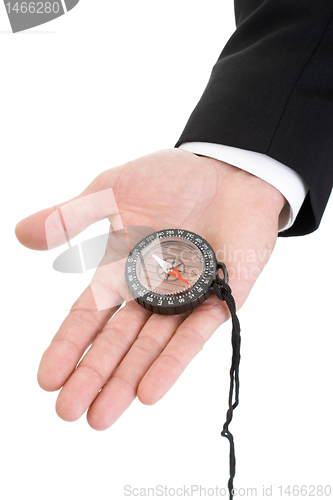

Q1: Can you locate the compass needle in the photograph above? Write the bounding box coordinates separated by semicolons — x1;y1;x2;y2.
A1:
152;253;171;274
168;266;191;287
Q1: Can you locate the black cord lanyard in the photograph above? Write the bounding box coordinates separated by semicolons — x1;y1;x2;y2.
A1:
213;266;241;500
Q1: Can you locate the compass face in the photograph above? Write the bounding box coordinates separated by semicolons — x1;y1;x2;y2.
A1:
125;229;217;315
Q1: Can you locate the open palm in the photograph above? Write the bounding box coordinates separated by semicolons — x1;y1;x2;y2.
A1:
15;148;285;429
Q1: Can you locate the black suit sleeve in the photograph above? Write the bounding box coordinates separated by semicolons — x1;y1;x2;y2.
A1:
175;0;333;236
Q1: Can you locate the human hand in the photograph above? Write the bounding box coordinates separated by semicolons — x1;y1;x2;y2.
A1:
15;148;285;430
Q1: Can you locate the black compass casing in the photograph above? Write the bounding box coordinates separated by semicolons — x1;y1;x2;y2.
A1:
125;229;218;315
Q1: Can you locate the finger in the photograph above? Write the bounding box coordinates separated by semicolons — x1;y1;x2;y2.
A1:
55;300;153;422
137;294;231;405
37;284;118;392
38;221;137;392
86;311;189;430
15;168;122;250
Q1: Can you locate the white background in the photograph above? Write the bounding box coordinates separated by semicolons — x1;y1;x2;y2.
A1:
1;1;332;498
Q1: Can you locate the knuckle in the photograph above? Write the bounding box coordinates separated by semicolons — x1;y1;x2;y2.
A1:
76;365;104;386
111;374;136;393
96;328;132;353
51;337;80;355
201;297;229;322
133;335;161;356
69;307;101;332
158;352;185;372
176;326;205;352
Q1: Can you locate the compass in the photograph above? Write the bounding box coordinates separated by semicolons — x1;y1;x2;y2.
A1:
125;228;228;315
125;228;240;498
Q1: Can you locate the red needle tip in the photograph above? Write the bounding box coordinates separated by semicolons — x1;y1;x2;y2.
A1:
168;267;191;287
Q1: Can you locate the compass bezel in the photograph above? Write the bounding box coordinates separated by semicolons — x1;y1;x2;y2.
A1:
125;229;217;315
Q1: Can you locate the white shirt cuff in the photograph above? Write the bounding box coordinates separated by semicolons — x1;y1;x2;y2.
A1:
178;142;309;232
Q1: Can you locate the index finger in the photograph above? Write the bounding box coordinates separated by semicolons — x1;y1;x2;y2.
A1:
37;284;118;392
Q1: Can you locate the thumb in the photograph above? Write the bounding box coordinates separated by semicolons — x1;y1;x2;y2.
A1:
15;169;122;251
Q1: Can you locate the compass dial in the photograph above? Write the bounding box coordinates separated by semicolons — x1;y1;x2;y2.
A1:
125;229;217;315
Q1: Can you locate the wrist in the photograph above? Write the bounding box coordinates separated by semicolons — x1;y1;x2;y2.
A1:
210;157;287;219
